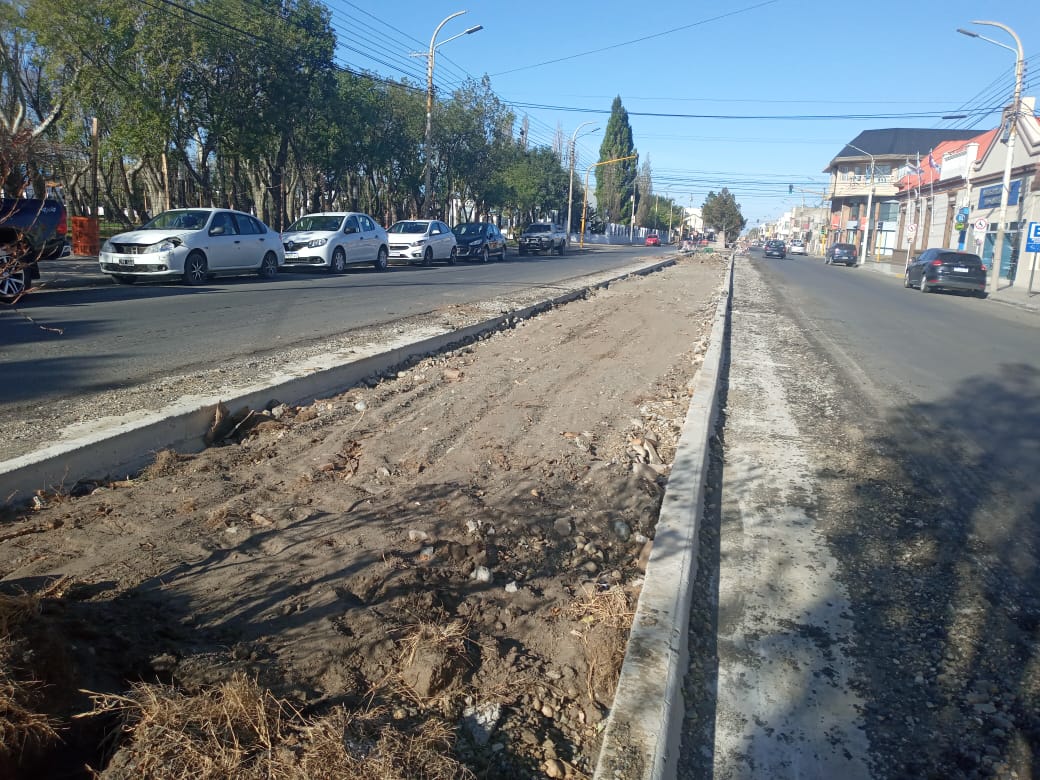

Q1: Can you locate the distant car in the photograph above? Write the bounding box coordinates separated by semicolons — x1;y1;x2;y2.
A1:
99;208;282;285
789;239;807;255
281;212;389;273
518;222;566;256
645;234;661;247
825;243;858;266
904;248;987;297
387;219;457;265
763;239;786;259
452;221;507;262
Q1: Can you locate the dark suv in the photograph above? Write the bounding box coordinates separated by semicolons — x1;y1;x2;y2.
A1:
763;239;786;259
904;248;987;297
825;243;858;266
0;198;69;301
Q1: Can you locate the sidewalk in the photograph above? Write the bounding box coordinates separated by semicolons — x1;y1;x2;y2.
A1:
35;255;110;290
852;257;1040;313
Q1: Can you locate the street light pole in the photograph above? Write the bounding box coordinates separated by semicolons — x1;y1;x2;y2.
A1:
566;121;597;248
420;11;482;218
958;21;1024;293
847;143;875;266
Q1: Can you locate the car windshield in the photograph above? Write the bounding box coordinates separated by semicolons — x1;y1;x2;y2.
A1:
388;221;429;234
286;215;343;232
526;224;550;233
141;210;210;231
453;223;484;237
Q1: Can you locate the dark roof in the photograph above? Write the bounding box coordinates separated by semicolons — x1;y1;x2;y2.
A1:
827;128;982;167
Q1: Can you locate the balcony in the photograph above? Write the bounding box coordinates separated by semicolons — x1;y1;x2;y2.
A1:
830;174;898;199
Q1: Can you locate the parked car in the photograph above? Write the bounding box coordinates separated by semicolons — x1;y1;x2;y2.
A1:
281;212;389;273
387;219;457;265
99;208;282;285
825;243;858;266
518;223;566;256
451;222;507;262
644;234;661;247
789;239;807;255
0;198;69;301
763;239;786;259
903;248;987;297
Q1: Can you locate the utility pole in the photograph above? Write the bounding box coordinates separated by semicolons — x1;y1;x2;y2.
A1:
630;187;636;243
566;121;597;247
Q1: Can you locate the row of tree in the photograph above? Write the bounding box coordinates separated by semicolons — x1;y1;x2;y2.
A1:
1;0;738;237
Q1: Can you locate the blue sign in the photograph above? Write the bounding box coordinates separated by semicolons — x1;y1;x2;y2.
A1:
1027;221;1040;253
978;180;1021;209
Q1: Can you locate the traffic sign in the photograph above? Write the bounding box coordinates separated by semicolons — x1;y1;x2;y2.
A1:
974;218;989;232
1027;221;1040;253
907;224;917;235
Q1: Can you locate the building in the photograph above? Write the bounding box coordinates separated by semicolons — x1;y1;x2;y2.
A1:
823;128;981;257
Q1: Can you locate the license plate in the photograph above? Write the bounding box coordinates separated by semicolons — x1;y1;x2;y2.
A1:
953;266;968;273
284;251;298;259
118;257;134;267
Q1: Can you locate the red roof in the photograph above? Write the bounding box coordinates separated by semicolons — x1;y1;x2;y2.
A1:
896;129;998;191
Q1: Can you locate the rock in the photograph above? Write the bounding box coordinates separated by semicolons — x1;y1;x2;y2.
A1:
470;566;492;583
408;529;430;542
544;759;564;778
377;466;391;478
462;702;501;746
553;518;573;536
505;581;519;593
443;368;464;382
465;519;481;534
353;400;368;412
295;406;318;423
541;703;556;719
613;521;632;541
418;546;435;562
521;728;538;745
582;561;599;574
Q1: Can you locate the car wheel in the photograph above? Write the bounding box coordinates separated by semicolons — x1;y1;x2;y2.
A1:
112;274;137;285
374;246;389;272
919;276;930;293
903;272;912;289
481;246;490;264
330;247;347;273
557;241;565;256
183;251;208;285
499;246;507;261
422;248;433;267
258;252;278;279
447;246;458;265
0;266;31;301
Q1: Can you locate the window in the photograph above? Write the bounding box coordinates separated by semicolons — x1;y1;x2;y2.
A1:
210;212;238;235
234;214;261;234
360;215;375;232
344;215;360;234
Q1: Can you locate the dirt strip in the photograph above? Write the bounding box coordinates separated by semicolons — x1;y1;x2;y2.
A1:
0;254;726;779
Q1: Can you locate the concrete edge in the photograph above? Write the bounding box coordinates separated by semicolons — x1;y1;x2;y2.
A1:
1;257;679;507
593;255;733;779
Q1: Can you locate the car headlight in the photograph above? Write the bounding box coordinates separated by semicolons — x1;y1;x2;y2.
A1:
144;239;178;254
469;240;482;246
307;238;328;248
409;239;427;247
101;239;113;253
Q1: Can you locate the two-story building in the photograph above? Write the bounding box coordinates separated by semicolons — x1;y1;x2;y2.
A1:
823;128;981;257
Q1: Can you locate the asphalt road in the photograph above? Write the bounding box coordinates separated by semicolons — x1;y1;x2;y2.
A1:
0;245;662;411
681;252;1040;778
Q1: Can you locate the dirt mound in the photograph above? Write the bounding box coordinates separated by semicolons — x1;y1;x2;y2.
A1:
0;256;726;778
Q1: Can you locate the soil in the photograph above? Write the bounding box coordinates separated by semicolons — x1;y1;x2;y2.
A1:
0;255;727;778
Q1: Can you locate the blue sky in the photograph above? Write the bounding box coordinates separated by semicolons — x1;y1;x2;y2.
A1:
331;0;1038;227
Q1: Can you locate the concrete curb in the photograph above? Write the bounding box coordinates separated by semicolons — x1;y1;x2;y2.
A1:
1;257;680;506
593;255;732;779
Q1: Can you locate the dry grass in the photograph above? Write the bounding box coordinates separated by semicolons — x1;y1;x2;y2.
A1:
82;673;475;779
564;586;634;706
0;588;62;760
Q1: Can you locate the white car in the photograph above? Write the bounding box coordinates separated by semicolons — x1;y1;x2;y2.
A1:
99;208;283;285
386;219;458;265
281;212;389;273
789;239;808;255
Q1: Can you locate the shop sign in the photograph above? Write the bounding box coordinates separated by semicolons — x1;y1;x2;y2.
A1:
977;180;1021;209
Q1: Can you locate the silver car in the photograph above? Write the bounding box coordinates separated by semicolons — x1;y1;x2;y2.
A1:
99;208;283;285
281;212;389;273
789;239;808;255
387;219;458;266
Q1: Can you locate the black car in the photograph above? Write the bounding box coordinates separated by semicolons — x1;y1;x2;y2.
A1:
1;198;69;301
452;222;507;262
904;248;987;297
825;243;858;266
763;239;786;259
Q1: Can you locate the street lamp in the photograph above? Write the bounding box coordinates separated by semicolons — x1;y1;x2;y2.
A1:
566;121;598;248
846;143;875;266
958;21;1024;293
419;11;482;217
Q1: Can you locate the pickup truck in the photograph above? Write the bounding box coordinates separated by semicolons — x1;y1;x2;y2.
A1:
0;198;69;301
518;222;566;256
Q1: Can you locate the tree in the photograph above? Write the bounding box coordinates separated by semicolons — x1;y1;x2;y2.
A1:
701;188;746;244
594;96;637;225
